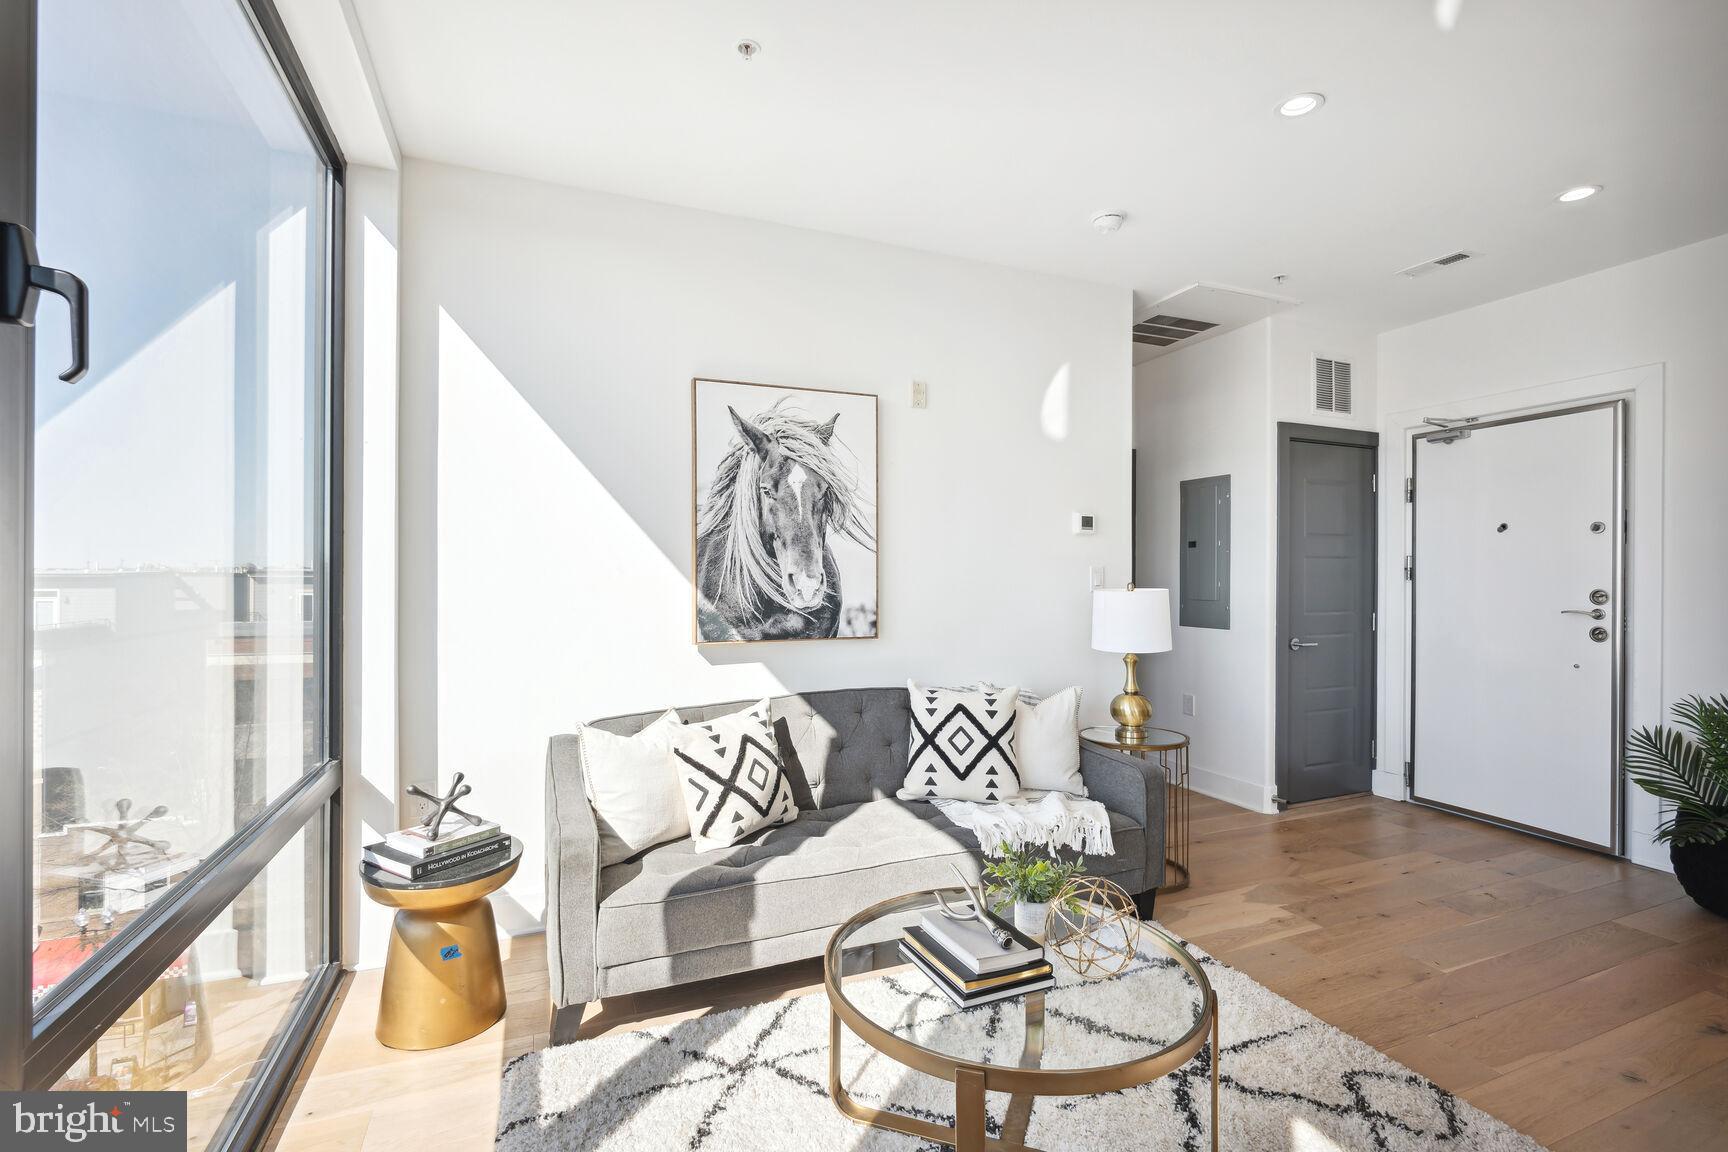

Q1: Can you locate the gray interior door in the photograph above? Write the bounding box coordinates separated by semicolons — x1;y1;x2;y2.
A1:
1277;427;1377;804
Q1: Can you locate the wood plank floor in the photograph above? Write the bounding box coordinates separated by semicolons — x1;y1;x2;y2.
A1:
271;794;1728;1151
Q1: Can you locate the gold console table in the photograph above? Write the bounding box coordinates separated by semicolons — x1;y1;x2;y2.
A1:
1081;726;1191;893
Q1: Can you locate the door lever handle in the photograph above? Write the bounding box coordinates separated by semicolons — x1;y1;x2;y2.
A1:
1288;638;1319;651
1560;608;1606;620
2;221;90;383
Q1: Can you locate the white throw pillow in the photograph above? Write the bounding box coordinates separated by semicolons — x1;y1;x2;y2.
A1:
574;709;690;867
669;699;799;852
899;681;1022;802
1013;686;1086;795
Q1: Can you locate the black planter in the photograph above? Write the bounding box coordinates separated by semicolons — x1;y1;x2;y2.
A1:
1670;840;1728;918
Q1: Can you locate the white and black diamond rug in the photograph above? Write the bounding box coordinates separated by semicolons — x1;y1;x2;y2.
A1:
496;926;1546;1152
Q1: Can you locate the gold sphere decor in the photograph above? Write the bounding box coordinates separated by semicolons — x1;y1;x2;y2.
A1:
1044;876;1143;978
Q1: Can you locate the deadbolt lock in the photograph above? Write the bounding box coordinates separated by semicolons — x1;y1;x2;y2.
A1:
1589;626;1609;643
1589;589;1609;605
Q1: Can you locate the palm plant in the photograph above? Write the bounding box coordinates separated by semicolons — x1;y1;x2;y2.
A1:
1625;694;1728;846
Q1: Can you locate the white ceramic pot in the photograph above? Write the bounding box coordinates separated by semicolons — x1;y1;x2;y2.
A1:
1013;900;1049;936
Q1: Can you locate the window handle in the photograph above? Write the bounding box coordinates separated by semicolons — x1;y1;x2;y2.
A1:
2;221;90;383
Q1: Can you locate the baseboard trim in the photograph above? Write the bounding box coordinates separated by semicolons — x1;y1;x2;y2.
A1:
1371;768;1406;801
1188;765;1276;814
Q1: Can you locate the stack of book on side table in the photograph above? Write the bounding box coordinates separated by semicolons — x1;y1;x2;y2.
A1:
362;814;509;882
899;906;1054;1008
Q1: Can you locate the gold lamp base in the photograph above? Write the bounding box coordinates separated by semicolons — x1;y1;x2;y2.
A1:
1110;652;1152;743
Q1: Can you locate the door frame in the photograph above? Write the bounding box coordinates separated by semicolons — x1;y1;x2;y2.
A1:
0;0;36;1094
1275;422;1380;807
1407;399;1628;855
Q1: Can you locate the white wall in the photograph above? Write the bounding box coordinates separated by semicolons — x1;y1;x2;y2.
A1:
1133;321;1277;811
1270;315;1378;433
1378;232;1728;868
397;160;1134;929
341;163;402;968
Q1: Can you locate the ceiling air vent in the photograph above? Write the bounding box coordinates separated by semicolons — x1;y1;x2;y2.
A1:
1132;313;1218;348
1396;249;1481;278
1315;356;1353;415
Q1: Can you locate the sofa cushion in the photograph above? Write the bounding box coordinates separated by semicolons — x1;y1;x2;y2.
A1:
668;699;799;851
595;798;1146;967
900;682;1022;802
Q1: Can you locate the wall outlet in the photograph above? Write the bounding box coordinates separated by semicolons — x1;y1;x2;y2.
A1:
1088;565;1105;590
911;379;928;409
409;792;439;823
1182;693;1196;717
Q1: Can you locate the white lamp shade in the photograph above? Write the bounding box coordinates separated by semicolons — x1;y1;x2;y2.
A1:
1091;588;1172;654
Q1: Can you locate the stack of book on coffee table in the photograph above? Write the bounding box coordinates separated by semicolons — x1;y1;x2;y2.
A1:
362;814;509;881
899;906;1053;1007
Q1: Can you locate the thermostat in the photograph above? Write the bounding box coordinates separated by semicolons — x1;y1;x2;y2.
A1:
1072;512;1096;535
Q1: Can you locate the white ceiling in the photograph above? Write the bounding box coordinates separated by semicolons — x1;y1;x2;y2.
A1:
350;0;1728;332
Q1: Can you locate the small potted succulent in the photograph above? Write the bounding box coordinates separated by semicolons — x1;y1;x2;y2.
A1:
982;843;1087;935
1626;694;1728;918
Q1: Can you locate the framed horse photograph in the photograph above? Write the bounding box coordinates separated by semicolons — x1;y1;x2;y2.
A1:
692;378;878;643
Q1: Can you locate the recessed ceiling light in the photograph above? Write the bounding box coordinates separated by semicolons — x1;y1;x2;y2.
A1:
736;39;761;62
1556;185;1601;203
1278;92;1325;118
1091;211;1125;235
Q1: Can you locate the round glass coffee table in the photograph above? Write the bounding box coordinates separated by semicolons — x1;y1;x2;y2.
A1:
823;889;1218;1152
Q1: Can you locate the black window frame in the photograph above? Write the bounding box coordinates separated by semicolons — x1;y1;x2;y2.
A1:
0;2;345;1146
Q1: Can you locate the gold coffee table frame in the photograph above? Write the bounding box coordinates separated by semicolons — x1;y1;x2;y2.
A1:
359;838;521;1050
823;890;1219;1152
1081;726;1191;893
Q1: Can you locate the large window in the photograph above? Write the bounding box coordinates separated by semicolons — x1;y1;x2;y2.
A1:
1;0;342;1143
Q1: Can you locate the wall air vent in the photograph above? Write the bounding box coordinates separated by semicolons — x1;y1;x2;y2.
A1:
1397;250;1481;278
1314;356;1353;415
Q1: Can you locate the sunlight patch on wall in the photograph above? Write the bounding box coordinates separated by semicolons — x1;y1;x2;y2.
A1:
434;307;789;921
1041;362;1071;441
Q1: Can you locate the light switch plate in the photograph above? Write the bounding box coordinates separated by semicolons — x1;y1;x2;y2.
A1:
1182;694;1196;717
1088;565;1105;590
911;380;928;409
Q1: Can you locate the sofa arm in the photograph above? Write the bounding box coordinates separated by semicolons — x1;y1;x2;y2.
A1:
545;734;601;1011
1079;742;1169;896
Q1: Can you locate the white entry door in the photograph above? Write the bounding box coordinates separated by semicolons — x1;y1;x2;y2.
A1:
1411;401;1623;851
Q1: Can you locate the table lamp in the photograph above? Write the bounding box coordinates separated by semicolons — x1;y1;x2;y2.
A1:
1091;585;1173;742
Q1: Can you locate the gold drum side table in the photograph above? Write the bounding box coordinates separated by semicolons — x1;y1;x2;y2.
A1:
1081;726;1191;893
359;838;521;1050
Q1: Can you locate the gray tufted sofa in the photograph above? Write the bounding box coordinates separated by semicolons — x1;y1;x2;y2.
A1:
545;687;1167;1041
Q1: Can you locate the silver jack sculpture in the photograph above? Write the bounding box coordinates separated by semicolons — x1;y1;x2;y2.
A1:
78;798;171;871
406;772;485;841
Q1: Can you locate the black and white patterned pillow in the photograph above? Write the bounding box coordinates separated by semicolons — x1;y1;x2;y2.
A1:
670;699;799;851
898;681;1021;802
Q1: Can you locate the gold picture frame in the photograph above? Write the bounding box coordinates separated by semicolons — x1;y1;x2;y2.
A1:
691;377;879;644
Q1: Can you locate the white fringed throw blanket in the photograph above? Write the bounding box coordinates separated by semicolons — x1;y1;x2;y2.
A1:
931;789;1115;857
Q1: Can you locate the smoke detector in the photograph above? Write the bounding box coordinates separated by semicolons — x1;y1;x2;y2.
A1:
736;39;761;62
1091;211;1125;235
